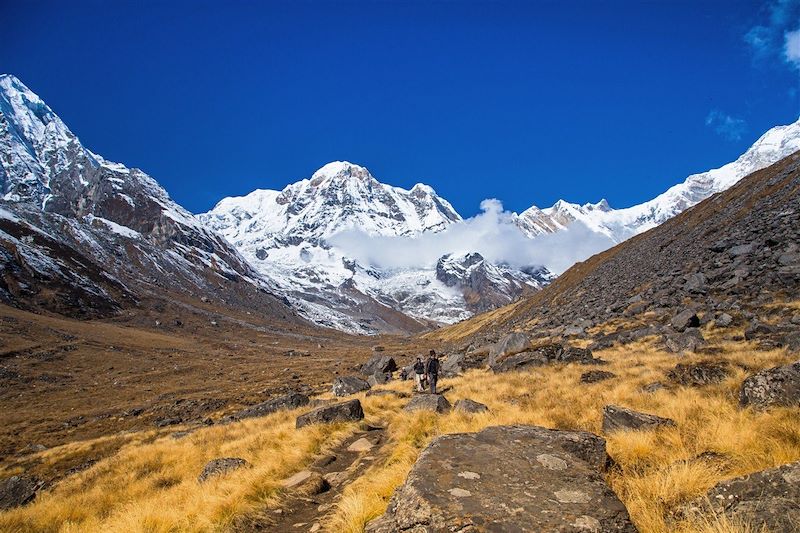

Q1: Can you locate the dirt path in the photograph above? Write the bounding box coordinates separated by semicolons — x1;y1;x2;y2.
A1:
235;425;389;532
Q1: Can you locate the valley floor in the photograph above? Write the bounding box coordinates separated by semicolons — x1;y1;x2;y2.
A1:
1;314;799;532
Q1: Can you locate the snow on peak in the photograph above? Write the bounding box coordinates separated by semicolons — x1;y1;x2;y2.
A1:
311;160;365;180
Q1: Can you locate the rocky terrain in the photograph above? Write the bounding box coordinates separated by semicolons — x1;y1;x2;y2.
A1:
435;150;800;355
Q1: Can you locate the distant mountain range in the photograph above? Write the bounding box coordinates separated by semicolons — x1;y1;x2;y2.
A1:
2;73;799;333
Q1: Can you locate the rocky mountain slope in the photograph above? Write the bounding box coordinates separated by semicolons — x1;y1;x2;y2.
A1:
200;162;552;334
0;74;299;324
442;149;800;348
515;118;800;242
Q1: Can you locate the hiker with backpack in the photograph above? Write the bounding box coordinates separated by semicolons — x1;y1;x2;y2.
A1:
426;350;440;394
413;356;426;392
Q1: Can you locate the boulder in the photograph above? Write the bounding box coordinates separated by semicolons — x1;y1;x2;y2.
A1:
332;376;371;397
739;361;800;409
581;370;616;384
0;475;42;510
198;457;249;482
296;399;364;428
404;394;451;414
367;372;391;387
489;332;532;366
715;313;734;328
671;309;700;332
365;425;637;532
602;405;676;433
454;398;489;413
226;392;309;422
667;361;731;387
440;353;465;377
687;460;800;532
490;351;548;373
663;330;706;354
744;320;776;341
640;382;666;394
360;355;397;376
559;346;598;364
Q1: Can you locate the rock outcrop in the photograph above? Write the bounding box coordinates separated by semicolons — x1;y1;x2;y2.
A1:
332;376;371;397
361;355;397;376
366;425;636;532
687;460;800;532
198;458;249;483
225;392;309;422
739;361;800;409
602;405;676;433
667;361;730;386
296;399;364;428
404;394;452;414
0;475;42;510
488;332;532;366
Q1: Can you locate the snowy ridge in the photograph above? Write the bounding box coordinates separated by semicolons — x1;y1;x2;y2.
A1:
200;162;548;333
516;118;800;242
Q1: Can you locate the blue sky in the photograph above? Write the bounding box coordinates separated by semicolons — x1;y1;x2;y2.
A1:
2;1;799;216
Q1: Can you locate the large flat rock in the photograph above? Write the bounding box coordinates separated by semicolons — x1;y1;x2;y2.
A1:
366;425;637;532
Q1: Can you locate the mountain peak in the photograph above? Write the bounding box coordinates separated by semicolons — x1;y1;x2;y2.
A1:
311;161;367;181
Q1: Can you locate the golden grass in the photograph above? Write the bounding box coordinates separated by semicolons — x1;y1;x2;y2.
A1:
0;410;360;533
1;338;797;533
327;340;800;533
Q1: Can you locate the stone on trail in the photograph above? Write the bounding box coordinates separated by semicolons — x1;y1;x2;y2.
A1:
686;460;800;532
198;457;249;483
281;470;329;495
295;399;364;428
0;475;42;510
332;375;371;397
404;394;452;414
347;437;374;452
365;425;637;532
602;405;676;433
739;360;800;409
454;398;489;413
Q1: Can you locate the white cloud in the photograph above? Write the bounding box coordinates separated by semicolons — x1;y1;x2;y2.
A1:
745;0;800;69
705;110;747;141
785;28;800;69
327;199;614;275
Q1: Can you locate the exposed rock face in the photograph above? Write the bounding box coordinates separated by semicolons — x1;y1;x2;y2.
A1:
404;394;452;414
295;399;364;428
739;361;800;409
365;425;637;532
226;392;309;422
361;355;397;376
198;458;249;482
332;376;371;397
688;460;800;532
0;475;42;510
453;399;489;413
602;405;676;433
581;370;616;384
667;361;731;386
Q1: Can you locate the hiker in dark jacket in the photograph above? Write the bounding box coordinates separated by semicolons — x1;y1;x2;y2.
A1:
426;350;440;394
413;357;426;392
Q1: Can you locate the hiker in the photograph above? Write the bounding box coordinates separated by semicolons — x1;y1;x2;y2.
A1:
426;350;440;394
413;356;426;392
399;367;409;381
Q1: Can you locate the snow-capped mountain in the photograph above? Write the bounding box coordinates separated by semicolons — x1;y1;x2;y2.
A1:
200;162;552;334
516;118;800;242
0;74;295;320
